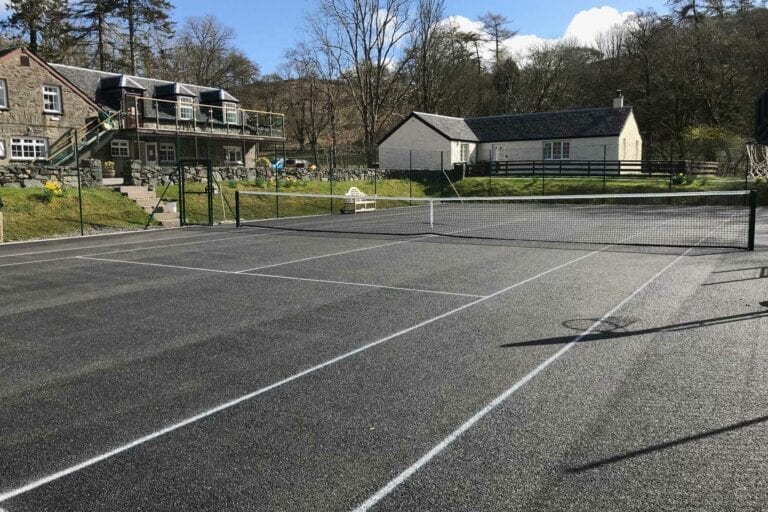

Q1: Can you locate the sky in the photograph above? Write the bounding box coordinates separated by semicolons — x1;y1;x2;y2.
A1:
170;0;670;75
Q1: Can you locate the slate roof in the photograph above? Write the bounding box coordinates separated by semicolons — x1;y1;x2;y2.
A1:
49;63;238;105
387;107;633;144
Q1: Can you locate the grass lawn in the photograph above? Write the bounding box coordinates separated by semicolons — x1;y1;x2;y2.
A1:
454;175;756;196
0;187;157;242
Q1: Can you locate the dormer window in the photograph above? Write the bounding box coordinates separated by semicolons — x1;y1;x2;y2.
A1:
177;96;193;120
224;102;237;124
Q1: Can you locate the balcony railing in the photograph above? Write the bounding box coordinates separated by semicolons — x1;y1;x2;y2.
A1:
120;96;285;140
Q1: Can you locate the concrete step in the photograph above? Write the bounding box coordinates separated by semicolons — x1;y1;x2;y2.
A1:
134;198;160;208
119;186;149;194
160;219;181;228
152;212;180;222
103;178;124;186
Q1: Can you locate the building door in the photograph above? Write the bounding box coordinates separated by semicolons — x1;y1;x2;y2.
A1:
145;142;158;166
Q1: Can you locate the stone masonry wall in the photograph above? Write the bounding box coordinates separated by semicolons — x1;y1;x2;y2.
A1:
0;49;99;164
0;161;101;188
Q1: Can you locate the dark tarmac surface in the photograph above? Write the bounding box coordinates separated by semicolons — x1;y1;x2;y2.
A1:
0;209;766;511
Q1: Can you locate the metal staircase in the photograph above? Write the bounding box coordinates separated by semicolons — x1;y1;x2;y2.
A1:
48;111;120;166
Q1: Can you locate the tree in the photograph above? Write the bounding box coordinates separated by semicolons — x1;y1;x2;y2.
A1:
0;0;74;59
312;0;415;167
71;0;122;70
116;0;174;75
407;0;446;112
478;12;516;67
162;16;259;88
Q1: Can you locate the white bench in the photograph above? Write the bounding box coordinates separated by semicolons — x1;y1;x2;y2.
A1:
342;186;376;214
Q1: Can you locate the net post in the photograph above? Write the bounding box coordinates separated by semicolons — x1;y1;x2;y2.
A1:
235;191;241;228
748;189;757;251
429;199;434;229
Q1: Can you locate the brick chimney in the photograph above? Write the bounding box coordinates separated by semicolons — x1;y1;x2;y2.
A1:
613;90;624;108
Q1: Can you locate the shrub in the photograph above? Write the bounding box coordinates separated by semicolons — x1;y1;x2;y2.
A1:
671;173;686;185
256;156;271;168
227;179;238;188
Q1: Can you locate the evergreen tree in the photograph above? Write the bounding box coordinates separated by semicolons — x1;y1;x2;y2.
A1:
71;0;122;70
116;0;174;75
0;0;74;59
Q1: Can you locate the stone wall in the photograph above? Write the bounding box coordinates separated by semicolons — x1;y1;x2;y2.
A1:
0;161;101;188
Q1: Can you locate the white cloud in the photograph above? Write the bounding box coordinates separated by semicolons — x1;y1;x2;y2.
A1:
446;6;635;65
563;6;634;46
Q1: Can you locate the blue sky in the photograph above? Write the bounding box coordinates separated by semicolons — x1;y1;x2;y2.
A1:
170;1;669;75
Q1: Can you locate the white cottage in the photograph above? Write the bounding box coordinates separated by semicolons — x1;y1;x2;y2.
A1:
378;95;642;170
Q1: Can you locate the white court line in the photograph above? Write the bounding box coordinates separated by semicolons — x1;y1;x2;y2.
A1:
0;228;237;258
234;236;432;273
0;246;604;503
351;248;700;512
76;256;482;299
0;232;278;269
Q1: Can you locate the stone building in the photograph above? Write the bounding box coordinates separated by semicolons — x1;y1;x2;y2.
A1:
0;47;102;165
0;46;285;176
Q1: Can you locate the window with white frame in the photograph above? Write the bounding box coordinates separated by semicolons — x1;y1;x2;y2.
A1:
159;143;176;163
224;146;242;165
224;102;238;124
0;79;8;109
177;96;193;120
543;141;570;160
10;137;46;160
42;85;62;113
0;140;6;158
111;139;130;158
460;143;469;162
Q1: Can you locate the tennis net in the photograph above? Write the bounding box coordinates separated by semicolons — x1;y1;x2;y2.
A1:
235;190;757;250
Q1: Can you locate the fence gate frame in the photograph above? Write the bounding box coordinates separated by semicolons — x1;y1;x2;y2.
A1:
176;158;214;226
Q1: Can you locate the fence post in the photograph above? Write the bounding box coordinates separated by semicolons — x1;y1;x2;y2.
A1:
74;130;84;236
275;168;279;218
330;168;333;214
235;191;241;228
748;189;757;251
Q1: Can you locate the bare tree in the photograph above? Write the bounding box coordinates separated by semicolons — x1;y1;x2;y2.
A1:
161;16;259;88
312;0;415;166
478;12;516;67
407;0;446;112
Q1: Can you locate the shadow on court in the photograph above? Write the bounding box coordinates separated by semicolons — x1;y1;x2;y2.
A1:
564;414;768;473
500;310;768;348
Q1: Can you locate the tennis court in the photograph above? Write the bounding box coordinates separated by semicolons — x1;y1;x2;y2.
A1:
1;192;767;511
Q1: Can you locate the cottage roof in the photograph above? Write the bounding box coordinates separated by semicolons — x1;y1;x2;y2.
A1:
49;63;238;105
465;107;633;142
382;107;633;145
411;112;479;142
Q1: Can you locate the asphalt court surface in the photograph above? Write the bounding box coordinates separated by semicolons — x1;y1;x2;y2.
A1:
1;211;767;511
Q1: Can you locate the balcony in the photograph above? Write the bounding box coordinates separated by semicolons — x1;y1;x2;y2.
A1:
120;96;285;140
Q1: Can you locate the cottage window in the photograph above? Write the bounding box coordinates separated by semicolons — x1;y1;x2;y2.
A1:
460;143;469;162
42;85;62;113
177;96;194;120
543;141;570;160
224;146;242;165
224;102;238;124
159;143;176;163
0;79;8;109
111;139;130;158
10;137;46;160
0;140;6;158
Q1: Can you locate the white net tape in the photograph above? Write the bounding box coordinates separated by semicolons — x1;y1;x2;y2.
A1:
747;142;768;179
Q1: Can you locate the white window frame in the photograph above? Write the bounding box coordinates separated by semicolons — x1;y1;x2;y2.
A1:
0;79;8;109
10;137;47;161
459;143;469;163
159;143;176;163
177;96;194;120
0;140;6;158
42;85;62;114
224;102;238;124
224;145;243;165
111;139;130;158
543;140;570;160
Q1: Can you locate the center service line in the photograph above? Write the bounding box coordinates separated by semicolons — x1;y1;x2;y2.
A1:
352;247;696;512
0;247;604;503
